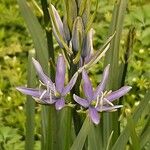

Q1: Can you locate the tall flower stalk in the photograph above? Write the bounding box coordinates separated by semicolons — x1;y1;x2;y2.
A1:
16;0;140;150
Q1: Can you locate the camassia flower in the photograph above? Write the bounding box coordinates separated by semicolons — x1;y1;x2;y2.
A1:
17;55;78;110
73;65;132;124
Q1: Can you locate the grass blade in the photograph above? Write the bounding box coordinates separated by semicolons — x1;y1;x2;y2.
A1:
103;0;128;147
17;0;49;68
70;117;90;150
17;1;58;149
25;50;36;150
112;90;150;150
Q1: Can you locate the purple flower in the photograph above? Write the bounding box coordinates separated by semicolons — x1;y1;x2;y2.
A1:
17;55;78;110
73;65;132;124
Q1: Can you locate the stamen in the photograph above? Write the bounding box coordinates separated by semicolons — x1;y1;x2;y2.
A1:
53;83;57;95
40;90;47;99
39;80;45;86
95;95;100;108
100;92;104;112
103;98;114;106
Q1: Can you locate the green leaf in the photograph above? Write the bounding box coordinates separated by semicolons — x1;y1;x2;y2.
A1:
85;0;98;33
88;123;102;150
112;90;150;150
17;0;49;69
70;117;90;150
128;118;140;150
25;50;36;150
103;0;128;147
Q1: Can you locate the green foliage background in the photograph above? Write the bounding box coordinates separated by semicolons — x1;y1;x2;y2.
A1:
0;0;149;149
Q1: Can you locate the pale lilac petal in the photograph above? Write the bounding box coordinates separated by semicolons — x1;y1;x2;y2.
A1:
82;69;94;100
96;105;123;112
55;55;65;93
73;94;89;108
93;64;110;99
81;28;94;58
63;17;70;42
106;86;132;102
32;58;54;90
16;87;47;98
72;17;83;52
62;72;78;96
51;4;65;48
89;107;100;125
55;98;65;110
33;97;56;105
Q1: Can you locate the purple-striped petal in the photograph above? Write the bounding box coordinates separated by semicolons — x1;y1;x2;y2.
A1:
72;17;83;52
32;58;54;90
89;107;100;125
94;64;110;99
55;98;65;110
62;72;78;96
81;28;94;58
82;69;94;100
51;4;65;48
96;105;123;112
106;86;132;102
16;87;48;98
73;94;89;108
33;97;56;105
55;55;65;93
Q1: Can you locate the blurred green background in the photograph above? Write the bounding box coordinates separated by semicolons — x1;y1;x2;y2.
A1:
0;0;149;149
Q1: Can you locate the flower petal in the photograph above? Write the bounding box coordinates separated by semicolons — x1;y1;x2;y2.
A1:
55;98;65;110
51;4;65;48
94;64;110;99
16;87;47;98
72;17;84;52
33;97;56;105
89;107;100;125
32;58;54;89
73;94;89;108
55;55;65;93
82;69;94;100
81;28;94;58
62;72;78;96
96;105;123;112
106;86;132;102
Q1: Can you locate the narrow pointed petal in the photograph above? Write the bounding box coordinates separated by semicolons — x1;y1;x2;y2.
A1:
94;64;110;99
16;87;46;98
32;58;54;89
51;4;65;48
73;94;89;108
89;107;100;125
72;17;83;52
82;28;94;58
96;105;123;112
62;72;78;96
33;97;56;105
55;55;65;93
63;17;71;42
55;98;65;110
106;86;132;102
82;69;94;100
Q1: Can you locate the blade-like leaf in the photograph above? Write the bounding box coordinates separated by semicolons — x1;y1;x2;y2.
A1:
128;118;140;150
70;117;90;150
112;90;150;150
25;50;36;150
17;0;48;69
103;0;128;147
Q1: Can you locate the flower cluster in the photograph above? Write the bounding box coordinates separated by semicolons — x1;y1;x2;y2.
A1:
17;4;132;125
17;55;131;124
